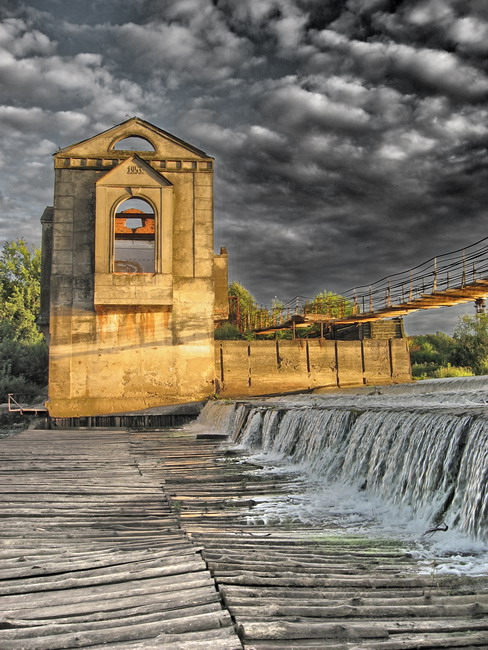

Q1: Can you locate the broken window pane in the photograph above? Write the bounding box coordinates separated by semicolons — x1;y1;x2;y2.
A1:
114;200;155;273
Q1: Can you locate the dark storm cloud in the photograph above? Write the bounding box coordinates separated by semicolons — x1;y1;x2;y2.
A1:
1;0;488;333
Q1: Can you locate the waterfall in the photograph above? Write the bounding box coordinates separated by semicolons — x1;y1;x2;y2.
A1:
198;381;488;543
196;401;236;433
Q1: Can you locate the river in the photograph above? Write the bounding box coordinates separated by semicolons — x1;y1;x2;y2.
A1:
195;376;488;576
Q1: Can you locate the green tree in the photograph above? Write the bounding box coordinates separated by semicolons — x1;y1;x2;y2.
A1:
409;332;457;366
453;314;488;375
228;281;259;332
304;290;354;318
0;239;42;342
0;240;47;402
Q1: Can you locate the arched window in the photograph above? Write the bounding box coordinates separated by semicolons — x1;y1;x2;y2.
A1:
114;198;155;273
113;136;155;151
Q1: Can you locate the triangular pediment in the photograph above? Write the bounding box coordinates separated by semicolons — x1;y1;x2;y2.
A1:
96;156;173;188
56;117;212;160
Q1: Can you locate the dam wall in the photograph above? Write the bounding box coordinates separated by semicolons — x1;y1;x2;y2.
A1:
215;338;411;397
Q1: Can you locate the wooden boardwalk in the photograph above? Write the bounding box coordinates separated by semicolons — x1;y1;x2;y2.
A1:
1;426;488;649
0;429;239;649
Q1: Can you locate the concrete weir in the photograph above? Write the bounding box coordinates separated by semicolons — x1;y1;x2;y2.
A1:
1;423;487;649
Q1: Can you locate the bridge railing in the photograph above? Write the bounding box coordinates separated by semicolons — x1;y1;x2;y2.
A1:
341;236;488;316
250;236;488;330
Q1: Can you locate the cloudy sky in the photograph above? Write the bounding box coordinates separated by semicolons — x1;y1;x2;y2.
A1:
1;0;488;334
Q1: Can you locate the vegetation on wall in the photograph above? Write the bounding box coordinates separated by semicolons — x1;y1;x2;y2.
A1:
0;240;48;403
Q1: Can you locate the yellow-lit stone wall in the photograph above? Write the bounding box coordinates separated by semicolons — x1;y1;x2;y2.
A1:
44;118;217;416
213;248;229;322
215;338;411;397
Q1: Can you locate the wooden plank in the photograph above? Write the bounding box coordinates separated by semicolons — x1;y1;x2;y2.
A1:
0;428;241;649
0;610;233;649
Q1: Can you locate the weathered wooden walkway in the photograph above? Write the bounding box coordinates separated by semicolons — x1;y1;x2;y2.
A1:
0;429;238;649
1;426;488;649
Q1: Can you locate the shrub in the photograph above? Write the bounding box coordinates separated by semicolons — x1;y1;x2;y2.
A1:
214;322;243;340
433;364;473;378
0;325;48;402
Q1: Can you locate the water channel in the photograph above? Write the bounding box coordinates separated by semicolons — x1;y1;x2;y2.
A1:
196;376;488;576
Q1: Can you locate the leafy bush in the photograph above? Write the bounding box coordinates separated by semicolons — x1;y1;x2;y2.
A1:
412;361;472;380
409;332;457;366
214;323;243;340
0;373;45;405
433;364;473;378
411;362;440;379
0;332;48;402
452;314;488;375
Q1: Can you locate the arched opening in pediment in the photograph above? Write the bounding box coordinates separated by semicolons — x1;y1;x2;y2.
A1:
112;136;155;152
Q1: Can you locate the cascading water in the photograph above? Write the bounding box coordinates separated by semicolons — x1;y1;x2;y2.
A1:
197;376;488;562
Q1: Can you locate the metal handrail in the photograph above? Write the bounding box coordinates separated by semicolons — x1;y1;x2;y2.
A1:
7;394;25;413
252;234;488;330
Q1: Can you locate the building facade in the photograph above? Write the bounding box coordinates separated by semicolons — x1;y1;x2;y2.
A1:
40;118;227;416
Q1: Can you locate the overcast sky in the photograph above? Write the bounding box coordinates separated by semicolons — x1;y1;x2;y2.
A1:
1;0;488;334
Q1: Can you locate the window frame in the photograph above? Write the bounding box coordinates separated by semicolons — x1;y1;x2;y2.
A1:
94;156;174;306
112;197;158;274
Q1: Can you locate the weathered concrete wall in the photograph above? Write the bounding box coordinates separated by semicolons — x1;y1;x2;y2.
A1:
215;338;411;396
38;206;54;338
45;118;217;417
213;248;229;321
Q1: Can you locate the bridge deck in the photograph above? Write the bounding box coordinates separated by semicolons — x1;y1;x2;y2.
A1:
1;427;487;648
255;280;488;333
329;278;488;325
253;236;488;333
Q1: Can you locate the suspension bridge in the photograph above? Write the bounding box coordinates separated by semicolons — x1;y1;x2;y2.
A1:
253;236;488;334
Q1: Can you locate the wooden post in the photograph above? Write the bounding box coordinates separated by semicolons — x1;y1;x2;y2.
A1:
360;338;366;384
219;344;224;384
334;339;340;387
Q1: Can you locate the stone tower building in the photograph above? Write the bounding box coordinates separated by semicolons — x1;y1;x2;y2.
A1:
39;117;228;416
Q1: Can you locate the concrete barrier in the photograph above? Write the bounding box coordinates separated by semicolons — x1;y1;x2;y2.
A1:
215;338;411;397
